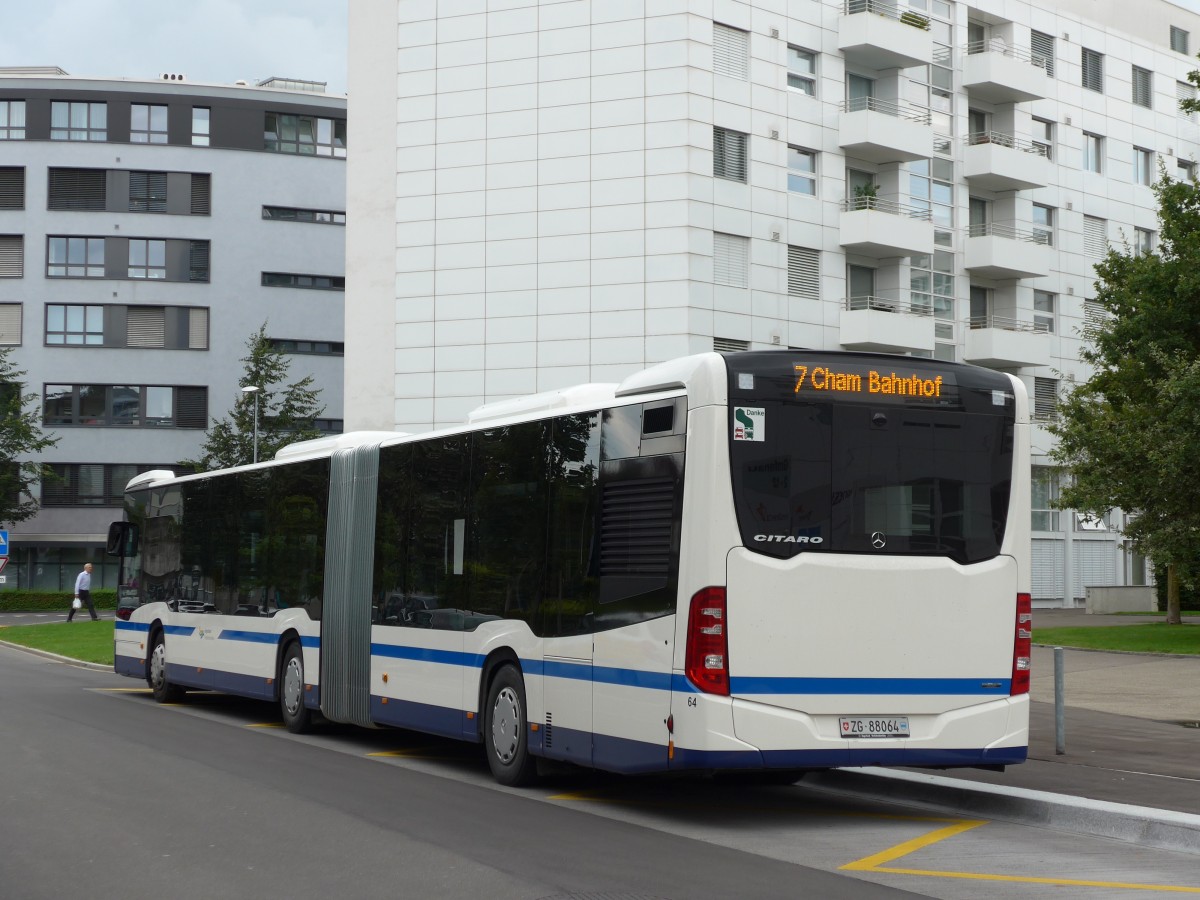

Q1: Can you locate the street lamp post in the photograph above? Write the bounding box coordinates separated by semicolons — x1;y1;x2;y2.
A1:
241;385;261;464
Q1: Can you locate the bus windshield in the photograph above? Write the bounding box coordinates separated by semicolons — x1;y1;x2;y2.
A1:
726;352;1016;565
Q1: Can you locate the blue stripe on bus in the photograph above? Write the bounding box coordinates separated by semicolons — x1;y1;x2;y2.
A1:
115;621;150;634
163;625;196;637
729;677;1012;695
670;745;1028;771
114;654;144;677
371;643;486;667
218;630;279;645
300;636;320;649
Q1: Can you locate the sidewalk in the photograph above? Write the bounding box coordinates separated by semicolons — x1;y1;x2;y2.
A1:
810;610;1200;852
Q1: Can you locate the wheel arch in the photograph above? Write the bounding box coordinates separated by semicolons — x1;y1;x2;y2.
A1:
274;628;304;701
476;647;523;744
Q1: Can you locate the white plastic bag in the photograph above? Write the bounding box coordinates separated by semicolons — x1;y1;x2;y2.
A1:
72;597;82;610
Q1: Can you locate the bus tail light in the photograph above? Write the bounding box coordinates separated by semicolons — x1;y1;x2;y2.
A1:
686;587;729;696
1011;593;1032;696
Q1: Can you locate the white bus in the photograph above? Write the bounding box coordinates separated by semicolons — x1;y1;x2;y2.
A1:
109;350;1031;785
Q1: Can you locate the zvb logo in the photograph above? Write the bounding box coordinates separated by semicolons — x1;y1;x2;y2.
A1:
871;532;887;549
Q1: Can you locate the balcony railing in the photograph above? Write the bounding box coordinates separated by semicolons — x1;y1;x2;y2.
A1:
965;39;1048;68
841;195;933;220
967;221;1051;244
844;295;934;315
841;96;932;124
965;131;1050;156
968;314;1051;333
844;0;931;30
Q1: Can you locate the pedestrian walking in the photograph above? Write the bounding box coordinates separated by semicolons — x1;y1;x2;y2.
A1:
68;562;98;622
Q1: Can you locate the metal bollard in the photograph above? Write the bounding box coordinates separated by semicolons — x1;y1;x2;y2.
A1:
1054;646;1065;755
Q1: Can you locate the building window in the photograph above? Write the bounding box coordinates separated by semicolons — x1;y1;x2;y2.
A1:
1032;118;1054;160
1032;204;1054;246
268;338;345;355
42;463;175;507
713;337;749;353
262;205;345;225
1033;377;1059;422
264;112;346;157
1031;466;1060;531
1132;66;1153;108
1134;227;1155;255
50;101;106;141
0;303;21;345
47;237;103;278
47;168;106;210
261;272;345;291
1081;48;1104;92
1082;132;1103;173
1031;30;1055;76
314;418;344;434
130;104;168;143
1083;216;1108;257
713;23;749;80
713;127;748;182
786;246;819;299
1178;158;1196;181
1033;291;1055;333
0;167;24;210
1171;26;1190;55
129;171;168;212
909;158;954;228
910;251;955;328
127;240;166;279
0;235;22;278
787;146;816;195
712;232;749;288
42;384;207;428
192;107;210;146
787;46;816;95
0;100;26;140
1178;81;1196;120
46;305;103;345
1133;147;1154;186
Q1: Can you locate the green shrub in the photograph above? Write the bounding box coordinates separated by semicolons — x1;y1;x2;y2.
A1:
899;10;930;29
0;589;117;612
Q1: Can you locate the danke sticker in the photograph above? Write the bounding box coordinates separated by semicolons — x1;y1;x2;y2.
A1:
733;406;765;441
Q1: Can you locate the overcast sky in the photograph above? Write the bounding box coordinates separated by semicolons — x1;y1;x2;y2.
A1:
0;0;348;94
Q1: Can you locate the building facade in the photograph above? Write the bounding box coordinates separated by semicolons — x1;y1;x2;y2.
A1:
0;69;347;591
345;0;1200;606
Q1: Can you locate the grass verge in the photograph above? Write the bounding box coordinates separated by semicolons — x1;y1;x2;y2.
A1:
0;620;115;666
1034;623;1200;655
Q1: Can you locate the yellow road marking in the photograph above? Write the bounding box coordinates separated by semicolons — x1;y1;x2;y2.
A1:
246;722;284;729
841;819;987;870
94;687;152;693
367;749;447;759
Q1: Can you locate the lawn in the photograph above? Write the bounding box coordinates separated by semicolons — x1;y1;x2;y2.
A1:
1034;623;1200;655
0;620;115;666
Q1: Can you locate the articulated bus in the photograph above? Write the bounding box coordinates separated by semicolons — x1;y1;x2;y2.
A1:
108;350;1031;785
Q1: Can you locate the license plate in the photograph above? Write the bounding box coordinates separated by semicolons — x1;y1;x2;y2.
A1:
839;716;910;739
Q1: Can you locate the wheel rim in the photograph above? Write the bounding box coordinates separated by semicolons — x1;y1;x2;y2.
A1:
490;685;521;765
283;656;303;717
150;641;166;689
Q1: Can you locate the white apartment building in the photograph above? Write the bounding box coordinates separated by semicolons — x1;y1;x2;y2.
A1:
345;0;1200;606
0;69;347;590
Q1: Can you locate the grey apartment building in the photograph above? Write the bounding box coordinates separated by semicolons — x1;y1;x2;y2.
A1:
0;68;346;591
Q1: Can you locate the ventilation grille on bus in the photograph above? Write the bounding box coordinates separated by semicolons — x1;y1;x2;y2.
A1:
600;477;674;576
545;712;553;749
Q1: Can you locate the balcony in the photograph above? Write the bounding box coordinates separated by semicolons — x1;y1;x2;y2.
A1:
963;315;1052;368
839;98;932;164
963;40;1050;104
964;223;1052;279
839;0;934;70
963;132;1051;192
839;196;934;258
840;295;936;353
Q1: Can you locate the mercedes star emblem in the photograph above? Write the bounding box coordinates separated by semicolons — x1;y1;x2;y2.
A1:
871;532;887;549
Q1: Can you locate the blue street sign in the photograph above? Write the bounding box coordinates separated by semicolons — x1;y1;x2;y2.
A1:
0;530;7;556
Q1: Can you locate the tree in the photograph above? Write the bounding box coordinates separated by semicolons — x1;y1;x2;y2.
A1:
1049;173;1200;625
183;324;325;471
0;347;59;527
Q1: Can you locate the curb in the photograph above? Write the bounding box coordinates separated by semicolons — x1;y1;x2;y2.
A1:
0;638;111;672
804;767;1200;855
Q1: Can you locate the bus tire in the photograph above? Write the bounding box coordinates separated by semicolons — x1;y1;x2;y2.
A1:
147;629;184;704
280;642;312;734
484;665;537;787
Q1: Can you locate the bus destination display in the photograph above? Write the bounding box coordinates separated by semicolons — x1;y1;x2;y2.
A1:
794;364;944;399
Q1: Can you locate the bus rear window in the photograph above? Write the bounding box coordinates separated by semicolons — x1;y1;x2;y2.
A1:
727;353;1015;565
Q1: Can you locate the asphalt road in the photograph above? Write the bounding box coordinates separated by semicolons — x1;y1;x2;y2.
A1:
0;645;916;900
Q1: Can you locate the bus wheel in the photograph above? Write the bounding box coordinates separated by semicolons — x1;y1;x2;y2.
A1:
147;630;183;703
280;642;312;734
484;666;537;787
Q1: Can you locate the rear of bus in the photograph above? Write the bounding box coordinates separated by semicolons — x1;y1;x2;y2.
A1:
679;351;1029;771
